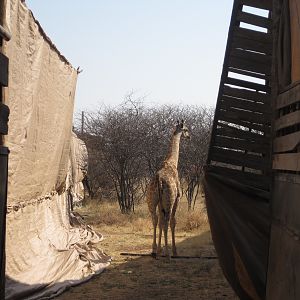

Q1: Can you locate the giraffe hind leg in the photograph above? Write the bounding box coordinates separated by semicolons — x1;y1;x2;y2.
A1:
150;210;158;257
157;204;163;256
162;208;171;259
148;188;159;258
170;196;179;257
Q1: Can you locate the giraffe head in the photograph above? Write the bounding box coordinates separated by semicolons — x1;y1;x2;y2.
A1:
175;120;190;139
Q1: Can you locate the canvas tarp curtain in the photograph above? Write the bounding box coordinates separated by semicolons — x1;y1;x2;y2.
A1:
68;132;88;206
3;0;110;299
204;1;300;299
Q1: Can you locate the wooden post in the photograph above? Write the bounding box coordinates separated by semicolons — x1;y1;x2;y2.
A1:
0;16;10;299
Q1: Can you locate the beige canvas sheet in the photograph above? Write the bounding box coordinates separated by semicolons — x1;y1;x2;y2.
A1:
69;132;88;205
3;1;110;299
5;193;110;300
4;0;77;203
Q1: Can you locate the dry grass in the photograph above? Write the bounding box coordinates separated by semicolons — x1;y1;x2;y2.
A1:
182;209;208;231
81;194;209;234
56;193;237;300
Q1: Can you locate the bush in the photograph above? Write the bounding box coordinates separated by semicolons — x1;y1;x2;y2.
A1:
75;95;213;214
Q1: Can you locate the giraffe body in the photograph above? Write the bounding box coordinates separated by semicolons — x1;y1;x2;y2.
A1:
147;121;189;258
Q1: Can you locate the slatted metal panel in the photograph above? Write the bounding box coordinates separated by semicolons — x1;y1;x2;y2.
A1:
207;0;272;191
266;1;300;297
273;84;300;172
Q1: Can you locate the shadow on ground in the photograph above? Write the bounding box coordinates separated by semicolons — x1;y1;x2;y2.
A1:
56;230;238;300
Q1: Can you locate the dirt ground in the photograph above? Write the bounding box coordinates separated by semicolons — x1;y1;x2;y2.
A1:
55;202;237;300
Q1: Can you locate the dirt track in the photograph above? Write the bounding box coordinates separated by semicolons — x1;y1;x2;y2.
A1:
56;219;237;300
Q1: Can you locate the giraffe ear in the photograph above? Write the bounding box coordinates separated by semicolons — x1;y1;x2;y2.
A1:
181;119;184;128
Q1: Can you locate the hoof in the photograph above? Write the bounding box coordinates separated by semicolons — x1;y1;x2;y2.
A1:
151;252;157;259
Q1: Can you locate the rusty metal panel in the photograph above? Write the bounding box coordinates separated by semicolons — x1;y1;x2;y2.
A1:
273;153;300;171
267;224;300;300
266;174;300;300
204;170;270;300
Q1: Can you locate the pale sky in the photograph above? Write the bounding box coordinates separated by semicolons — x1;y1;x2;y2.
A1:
25;1;233;112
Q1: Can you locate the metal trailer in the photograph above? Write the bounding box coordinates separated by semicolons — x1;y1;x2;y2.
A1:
204;0;300;299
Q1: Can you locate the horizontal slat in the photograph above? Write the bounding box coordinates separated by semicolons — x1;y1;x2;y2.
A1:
240;0;272;10
0;53;8;87
273;153;300;171
276;83;300;109
214;135;269;153
217;112;270;133
223;86;270;103
225;77;270;92
0;103;9;135
228;67;269;80
216;124;270;142
237;11;271;29
211;147;269;170
220;107;268;125
230;48;272;67
275;111;300;131
220;96;269;114
221;108;268;126
210;154;268;172
232;35;272;55
206;165;270;190
228;55;271;76
233;27;272;44
273;132;300;153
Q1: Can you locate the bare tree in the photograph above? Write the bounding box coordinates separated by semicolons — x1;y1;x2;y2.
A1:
179;106;214;210
81;97;148;213
75;99;214;214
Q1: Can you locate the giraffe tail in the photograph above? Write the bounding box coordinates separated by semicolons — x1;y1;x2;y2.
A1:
156;174;165;206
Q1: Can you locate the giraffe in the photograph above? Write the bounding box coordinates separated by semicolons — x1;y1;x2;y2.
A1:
147;120;190;258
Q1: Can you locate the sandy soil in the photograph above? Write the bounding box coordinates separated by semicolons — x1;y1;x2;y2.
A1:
55;207;237;300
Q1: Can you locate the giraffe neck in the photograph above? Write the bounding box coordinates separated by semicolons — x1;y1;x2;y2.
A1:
165;132;182;169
